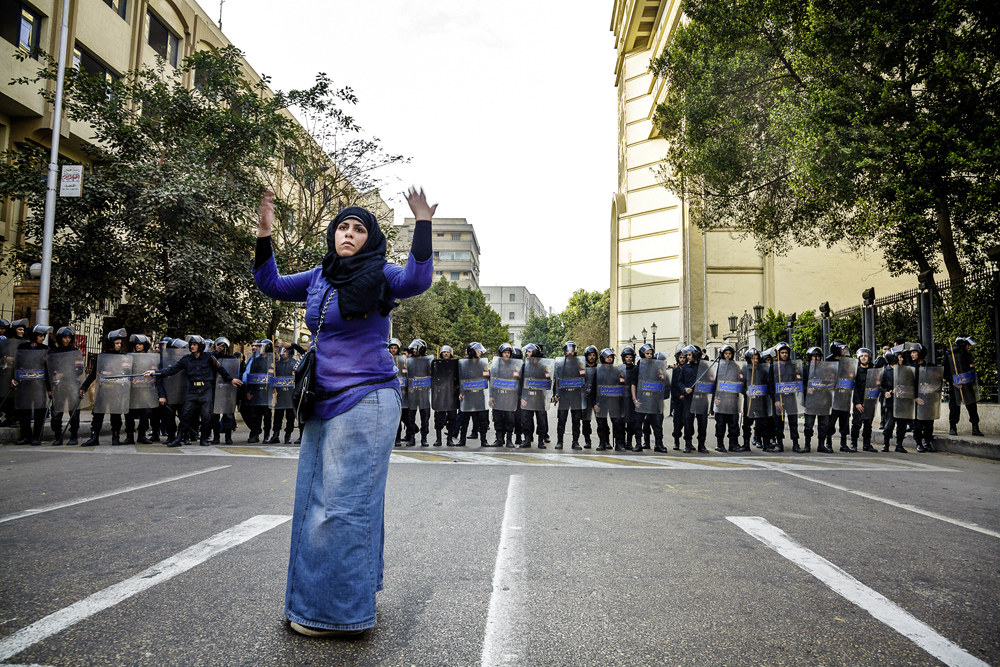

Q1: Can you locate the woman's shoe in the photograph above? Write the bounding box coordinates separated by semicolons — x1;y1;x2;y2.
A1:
289;621;365;638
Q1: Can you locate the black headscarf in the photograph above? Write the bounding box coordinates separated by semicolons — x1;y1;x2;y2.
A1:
321;206;396;320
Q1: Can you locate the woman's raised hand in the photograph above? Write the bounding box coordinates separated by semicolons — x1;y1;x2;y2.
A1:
405;187;438;221
258;188;275;237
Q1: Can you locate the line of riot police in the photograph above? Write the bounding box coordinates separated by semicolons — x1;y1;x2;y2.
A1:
387;334;984;454
0;319;310;447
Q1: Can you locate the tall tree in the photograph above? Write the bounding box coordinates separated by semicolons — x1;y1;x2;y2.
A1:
520;311;567;358
651;0;1000;284
562;288;610;348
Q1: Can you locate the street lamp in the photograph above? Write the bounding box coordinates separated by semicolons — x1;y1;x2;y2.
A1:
641;327;647;344
650;322;657;351
630;335;637;347
728;314;738;333
710;322;718;339
753;303;765;323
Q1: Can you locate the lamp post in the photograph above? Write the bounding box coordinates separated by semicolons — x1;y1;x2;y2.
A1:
641;327;647;345
650;322;657;351
753;303;764;323
786;312;797;360
819;301;831;356
861;287;876;357
728;314;737;333
917;272;936;365
710;322;718;339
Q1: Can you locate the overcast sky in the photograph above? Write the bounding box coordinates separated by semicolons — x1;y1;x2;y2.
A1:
224;0;620;312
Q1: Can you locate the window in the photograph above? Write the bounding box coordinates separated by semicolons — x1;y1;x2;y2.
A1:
103;0;126;20
451;233;461;241
436;232;445;238
437;251;470;261
1;2;41;56
73;45;118;85
450;272;460;280
146;11;178;67
509;293;515;302
509;312;515;320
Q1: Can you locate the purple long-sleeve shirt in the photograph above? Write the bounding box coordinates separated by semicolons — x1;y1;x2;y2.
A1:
253;254;433;419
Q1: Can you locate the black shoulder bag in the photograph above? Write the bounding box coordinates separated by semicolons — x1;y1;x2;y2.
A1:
293;286;334;426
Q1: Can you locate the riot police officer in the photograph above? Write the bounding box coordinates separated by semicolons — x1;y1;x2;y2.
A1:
14;324;52;444
851;348;877;452
798;347;824;453
879;350;909;453
945;336;983;436
80;329;129;447
48;326;82;446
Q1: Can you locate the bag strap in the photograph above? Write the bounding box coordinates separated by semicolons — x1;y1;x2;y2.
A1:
312;285;336;350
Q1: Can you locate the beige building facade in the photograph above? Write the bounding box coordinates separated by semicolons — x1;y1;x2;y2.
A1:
397;217;481;290
480;285;546;346
610;0;916;352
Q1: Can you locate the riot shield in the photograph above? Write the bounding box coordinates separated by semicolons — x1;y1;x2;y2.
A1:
689;360;716;415
431;358;459;412
861;367;883;421
636;359;668;415
772;359;804;416
214;358;240;414
713;359;742;415
128;352;161;410
14;349;48;410
0;338;20;395
946;348;981;406
916;365;943;422
804;361;837;417
490;357;522;412
160;347;189;405
93;354;132;415
394;355;409;410
273;357;295;410
407;355;434;410
47;349;86;414
246;353;275;408
554;356;587;411
595;364;624;419
893;364;916;420
520;357;554;412
832;357;859;413
742;362;773;418
459;357;490;412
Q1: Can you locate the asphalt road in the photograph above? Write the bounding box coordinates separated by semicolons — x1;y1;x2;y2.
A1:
0;445;997;667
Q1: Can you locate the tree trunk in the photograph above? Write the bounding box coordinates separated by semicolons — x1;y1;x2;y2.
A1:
934;193;965;285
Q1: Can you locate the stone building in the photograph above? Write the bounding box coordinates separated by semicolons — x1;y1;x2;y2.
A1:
609;0;916;352
480;285;546;346
397;217;481;290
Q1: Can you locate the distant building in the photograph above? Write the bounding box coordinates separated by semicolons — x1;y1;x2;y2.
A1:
397;217;480;289
481;286;546;347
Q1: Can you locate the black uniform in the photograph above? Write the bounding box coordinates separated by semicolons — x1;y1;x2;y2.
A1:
49;344;81;445
670;361;687;450
681;361;708;452
156;352;236;445
944;345;980;433
879;365;908;452
850;363;875;450
821;354;851;452
16;340;50;444
81;349;127;446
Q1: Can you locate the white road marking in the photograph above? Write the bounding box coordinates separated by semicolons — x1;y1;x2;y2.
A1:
779;470;1000;539
0;465;232;524
481;474;526;667
0;514;291;663
728;516;989;667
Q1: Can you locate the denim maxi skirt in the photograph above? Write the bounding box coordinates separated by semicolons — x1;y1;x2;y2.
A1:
285;387;401;631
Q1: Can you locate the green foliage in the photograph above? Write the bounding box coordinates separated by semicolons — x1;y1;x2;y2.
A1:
562;288;611;349
391;277;510;355
651;0;999;284
935;281;997;387
520;311;567;358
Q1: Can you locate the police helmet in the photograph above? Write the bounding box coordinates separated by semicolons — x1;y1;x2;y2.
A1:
0;319;8;330
56;326;75;338
512;347;523;360
806;346;823;360
159;336;172;346
523;343;542;357
883;349;897;365
955;336;977;349
439;344;453;358
637;343;654;359
387;337;402;353
466;341;485;358
562;341;577;355
655;351;667;361
775;341;791;354
107;328;127;341
170;338;188;349
909;342;926;360
498;343;513;357
829;340;848;357
31;324;53;338
620;345;636;360
680;344;697;356
12;318;28;331
186;335;206;352
215;337;231;351
130;333;150;345
599;348;616;363
856;347;873;362
583;345;599;358
408;339;427;356
259;339;274;354
719;344;736;359
744;347;760;364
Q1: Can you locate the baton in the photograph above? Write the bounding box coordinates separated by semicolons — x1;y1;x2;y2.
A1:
101;374;154;379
